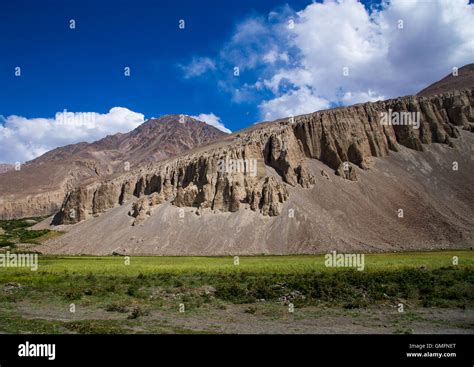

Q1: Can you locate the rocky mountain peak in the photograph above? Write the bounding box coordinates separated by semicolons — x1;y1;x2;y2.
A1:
0;114;227;219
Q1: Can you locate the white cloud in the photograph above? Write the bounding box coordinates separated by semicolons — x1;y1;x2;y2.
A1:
0;107;144;163
191;113;231;133
259;87;330;121
184;0;474;121
342;90;385;105
220;16;280;71
180;57;216;79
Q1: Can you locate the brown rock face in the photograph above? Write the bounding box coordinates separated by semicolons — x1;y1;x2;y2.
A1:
128;192;164;225
53;89;473;226
336;163;358;181
0;115;227;219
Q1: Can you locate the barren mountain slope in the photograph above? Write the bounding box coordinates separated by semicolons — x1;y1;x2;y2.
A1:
417;64;474;97
35;88;474;255
0;116;227;219
0;164;14;174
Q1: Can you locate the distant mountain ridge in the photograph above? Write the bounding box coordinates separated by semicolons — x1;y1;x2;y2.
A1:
417;63;474;97
32;115;225;166
0;115;227;219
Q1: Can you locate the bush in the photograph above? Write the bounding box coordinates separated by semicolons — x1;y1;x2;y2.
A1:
127;306;148;319
105;302;128;313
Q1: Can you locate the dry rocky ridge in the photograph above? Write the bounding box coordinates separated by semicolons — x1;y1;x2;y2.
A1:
0;115;226;219
417;64;474;97
52;89;474;225
35;87;474;255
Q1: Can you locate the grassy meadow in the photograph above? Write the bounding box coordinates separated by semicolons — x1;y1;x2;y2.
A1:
0;217;473;333
0;251;472;333
1;250;474;275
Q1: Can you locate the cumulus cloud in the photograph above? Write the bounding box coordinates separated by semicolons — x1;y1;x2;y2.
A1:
259;87;330;121
183;0;474;121
191;113;232;133
0;107;145;163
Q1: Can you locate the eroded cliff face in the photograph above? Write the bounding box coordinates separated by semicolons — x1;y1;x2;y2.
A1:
52;89;474;226
0;160;103;220
0;190;67;220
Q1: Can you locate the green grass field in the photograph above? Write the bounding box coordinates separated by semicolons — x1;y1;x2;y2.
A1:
0;251;473;334
0;250;473;276
0;216;63;248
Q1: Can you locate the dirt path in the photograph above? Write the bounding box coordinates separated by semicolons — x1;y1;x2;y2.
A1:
13;301;474;334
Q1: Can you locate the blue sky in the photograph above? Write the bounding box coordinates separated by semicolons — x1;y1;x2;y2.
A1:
0;0;473;163
0;0;311;130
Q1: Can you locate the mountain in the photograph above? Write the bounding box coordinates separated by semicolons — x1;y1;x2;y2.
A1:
31;115;226;166
0;115;227;219
417;63;474;97
36;86;474;255
0;164;14;174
